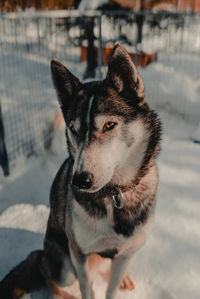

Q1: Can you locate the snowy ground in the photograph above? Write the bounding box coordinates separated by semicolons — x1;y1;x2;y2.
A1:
0;109;200;299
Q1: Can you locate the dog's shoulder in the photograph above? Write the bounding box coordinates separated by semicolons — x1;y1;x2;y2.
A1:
50;158;71;200
49;158;73;222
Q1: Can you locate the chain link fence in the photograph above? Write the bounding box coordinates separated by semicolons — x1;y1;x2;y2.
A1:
0;10;200;175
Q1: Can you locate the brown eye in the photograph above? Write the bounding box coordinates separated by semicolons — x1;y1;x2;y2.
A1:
103;122;117;132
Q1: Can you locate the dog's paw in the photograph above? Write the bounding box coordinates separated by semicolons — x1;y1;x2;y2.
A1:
52;290;77;299
120;275;135;291
50;281;77;299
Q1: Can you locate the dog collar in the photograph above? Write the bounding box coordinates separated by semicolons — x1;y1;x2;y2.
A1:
108;179;140;209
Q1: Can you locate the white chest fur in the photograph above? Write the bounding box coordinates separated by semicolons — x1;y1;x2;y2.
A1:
71;200;117;254
71;199;152;255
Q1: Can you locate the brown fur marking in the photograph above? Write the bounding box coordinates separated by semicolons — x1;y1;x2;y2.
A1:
49;280;77;299
13;288;27;299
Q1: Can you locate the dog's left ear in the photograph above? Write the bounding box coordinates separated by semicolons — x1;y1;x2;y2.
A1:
106;44;144;101
51;59;82;109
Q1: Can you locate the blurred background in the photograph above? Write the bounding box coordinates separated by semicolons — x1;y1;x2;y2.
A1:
0;2;200;299
0;0;200;174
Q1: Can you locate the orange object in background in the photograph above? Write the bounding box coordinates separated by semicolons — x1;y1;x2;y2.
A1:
80;46;157;68
136;51;157;68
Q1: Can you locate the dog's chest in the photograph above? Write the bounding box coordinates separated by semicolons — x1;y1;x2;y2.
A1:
71;199;123;254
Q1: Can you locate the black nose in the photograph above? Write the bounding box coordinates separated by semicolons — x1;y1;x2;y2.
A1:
72;171;93;190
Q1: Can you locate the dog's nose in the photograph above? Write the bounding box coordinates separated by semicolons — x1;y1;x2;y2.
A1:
72;171;93;190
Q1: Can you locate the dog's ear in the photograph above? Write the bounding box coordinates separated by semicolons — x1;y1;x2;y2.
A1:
51;59;82;108
106;44;144;101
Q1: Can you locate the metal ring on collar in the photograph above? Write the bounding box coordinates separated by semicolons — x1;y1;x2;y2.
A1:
111;187;124;209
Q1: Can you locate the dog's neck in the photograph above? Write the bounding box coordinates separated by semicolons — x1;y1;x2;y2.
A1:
105;177;139;196
104;181;139;210
72;162;158;218
105;159;157;207
109;159;150;193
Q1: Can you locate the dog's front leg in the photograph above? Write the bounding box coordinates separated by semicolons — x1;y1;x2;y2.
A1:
69;246;94;299
106;251;133;299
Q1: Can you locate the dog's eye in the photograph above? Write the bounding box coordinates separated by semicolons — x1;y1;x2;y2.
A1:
103;122;117;132
70;125;78;135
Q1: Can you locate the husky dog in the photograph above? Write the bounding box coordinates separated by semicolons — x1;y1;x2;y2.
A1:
0;44;161;299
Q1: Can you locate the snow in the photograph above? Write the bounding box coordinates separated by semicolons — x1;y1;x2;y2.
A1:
191;123;200;142
140;52;200;124
0;50;85;165
0;52;57;164
0;110;200;299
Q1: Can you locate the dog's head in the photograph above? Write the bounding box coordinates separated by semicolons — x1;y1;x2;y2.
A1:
51;44;160;193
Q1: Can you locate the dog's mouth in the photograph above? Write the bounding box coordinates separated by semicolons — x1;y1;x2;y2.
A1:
78;185;103;193
71;180;106;194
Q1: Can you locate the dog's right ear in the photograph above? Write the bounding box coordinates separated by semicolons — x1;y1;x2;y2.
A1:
106;44;144;101
51;59;82;109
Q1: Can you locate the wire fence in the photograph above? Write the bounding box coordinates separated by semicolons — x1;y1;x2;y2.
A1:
0;10;200;175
